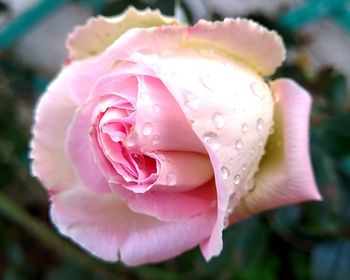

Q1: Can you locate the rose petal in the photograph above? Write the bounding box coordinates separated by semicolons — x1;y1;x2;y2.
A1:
191;18;285;76
153;151;213;192
30;59;95;192
127;51;275;260
94;17;284;76
67;7;179;61
135;76;207;154
230;79;322;223
51;188;216;265
113;177;216;221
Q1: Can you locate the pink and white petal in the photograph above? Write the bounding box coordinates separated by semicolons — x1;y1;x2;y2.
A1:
134;76;206;153
30;59;94;192
153;151;213;192
51;188;216;265
67;7;180;61
54;58;98;105
190;19;285;76
113;178;216;221
94;17;284;76
230;79;322;223
31;89;77;192
88;73;139;105
129;51;275;260
66;97;113;193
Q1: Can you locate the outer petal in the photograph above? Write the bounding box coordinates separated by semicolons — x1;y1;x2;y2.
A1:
191;18;285;76
30;59;95;192
127;51;275;260
94;17;285;76
230;79;322;223
67;7;180;61
51;188;216;265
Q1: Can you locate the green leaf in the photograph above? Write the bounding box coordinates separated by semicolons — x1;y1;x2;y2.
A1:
312;241;350;280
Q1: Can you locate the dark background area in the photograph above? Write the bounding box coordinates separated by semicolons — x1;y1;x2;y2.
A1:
0;0;350;279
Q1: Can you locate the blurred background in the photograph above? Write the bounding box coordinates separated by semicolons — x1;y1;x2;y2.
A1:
0;0;350;279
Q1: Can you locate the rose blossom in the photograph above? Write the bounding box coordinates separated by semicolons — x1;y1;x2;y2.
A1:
30;7;321;265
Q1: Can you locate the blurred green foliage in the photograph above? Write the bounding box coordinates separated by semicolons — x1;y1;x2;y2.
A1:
0;1;350;279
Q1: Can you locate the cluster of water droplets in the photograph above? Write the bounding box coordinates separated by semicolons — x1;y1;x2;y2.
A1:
136;100;165;146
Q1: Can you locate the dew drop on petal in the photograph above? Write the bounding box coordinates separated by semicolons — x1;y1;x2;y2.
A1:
234;174;241;185
152;135;160;145
203;132;221;151
125;132;138;147
258;138;264;147
242;163;247;172
235;139;243;150
200;75;211;89
152;104;160;113
250;82;265;99
166;171;177;186
184;93;199;110
247;178;255;191
229;158;234;165
142;122;152;136
256;118;264;131
212;113;225;129
221;166;230;180
241;123;248;133
273;92;280;103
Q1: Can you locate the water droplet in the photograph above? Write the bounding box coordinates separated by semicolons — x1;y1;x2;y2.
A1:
200;75;211;89
241;123;248;133
152;135;160;145
229;158;234;165
221;166;230;180
166;171;177;186
212;113;225;129
203;132;221;151
256;118;264;131
142;122;152;136
258;138;264;146
250;147;255;154
273;92;280;103
242;163;247;172
184;93;199;110
247;179;255;191
152;104;160;113
125;132;138;147
234;174;241;185
235;139;243;150
250;82;265;98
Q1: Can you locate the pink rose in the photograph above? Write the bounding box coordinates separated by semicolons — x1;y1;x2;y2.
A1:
30;7;321;265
